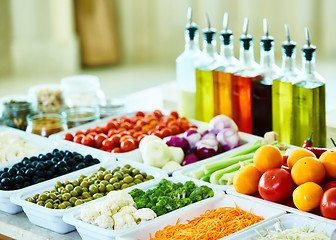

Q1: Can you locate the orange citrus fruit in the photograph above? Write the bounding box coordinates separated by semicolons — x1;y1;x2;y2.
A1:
233;165;261;195
292;182;323;211
253;145;283;173
291;157;325;185
319;150;336;178
287;148;316;169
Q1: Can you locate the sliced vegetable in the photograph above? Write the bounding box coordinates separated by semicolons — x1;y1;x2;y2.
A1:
168;146;184;164
194;139;222;160
163;136;189;154
183;129;201;149
208;114;238;134
216;128;240;151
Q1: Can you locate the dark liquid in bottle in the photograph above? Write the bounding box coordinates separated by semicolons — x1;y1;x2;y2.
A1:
251;77;272;136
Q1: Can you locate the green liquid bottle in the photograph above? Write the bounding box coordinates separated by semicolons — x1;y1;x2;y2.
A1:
292;28;326;147
195;14;222;122
272;25;301;144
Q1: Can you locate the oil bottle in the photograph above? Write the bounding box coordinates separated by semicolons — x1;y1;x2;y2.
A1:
272;25;301;144
232;18;263;133
195;13;222;122
292;28;326;147
176;7;203;119
212;13;239;118
251;19;281;136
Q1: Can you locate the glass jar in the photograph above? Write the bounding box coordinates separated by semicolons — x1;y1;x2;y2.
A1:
26;113;67;137
2;100;33;130
61;75;106;108
65;107;99;129
99;97;128;119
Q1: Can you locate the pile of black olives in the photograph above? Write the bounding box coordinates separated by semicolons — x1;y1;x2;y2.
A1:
25;164;154;209
0;149;100;190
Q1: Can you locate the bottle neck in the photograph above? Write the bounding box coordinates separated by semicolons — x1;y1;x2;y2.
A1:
260;49;276;69
302;57;316;75
185;30;200;51
220;44;235;60
203;40;218;56
282;55;297;73
239;42;256;66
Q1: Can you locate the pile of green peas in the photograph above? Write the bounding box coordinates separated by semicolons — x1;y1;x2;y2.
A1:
25;164;154;209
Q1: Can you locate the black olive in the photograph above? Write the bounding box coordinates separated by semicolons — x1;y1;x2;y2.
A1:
45;170;53;179
44;160;53;168
70;166;76;171
38;154;47;161
30;156;38;162
8;168;17;175
0;172;11;179
31;161;39;167
59;151;66;157
25;168;35;177
56;160;67;168
23;181;30;187
92;158;100;164
52;149;59;155
1;178;11;186
46;153;53;159
66;158;76;166
3;167;9;172
73;155;82;163
23;176;30;182
13;183;23;189
65;151;73;157
36;163;45;171
35;170;45;178
35;178;45;184
84;155;93;162
75;162;86;170
50;158;59;165
16;169;25;176
59;167;70;174
32;176;39;184
49;166;56;174
54;153;63;159
12;163;22;169
15;175;24;183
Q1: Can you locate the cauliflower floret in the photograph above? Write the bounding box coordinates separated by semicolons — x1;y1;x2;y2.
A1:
94;214;115;229
112;212;137;230
133;208;157;223
118;205;137;215
97;201;119;216
105;191;135;209
80;203;100;224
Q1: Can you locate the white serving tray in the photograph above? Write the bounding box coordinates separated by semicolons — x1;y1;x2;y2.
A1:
115;192;286;240
0;126;55;169
62;176;225;240
226;186;336;225
223;213;336;239
10;160;167;234
172;132;262;189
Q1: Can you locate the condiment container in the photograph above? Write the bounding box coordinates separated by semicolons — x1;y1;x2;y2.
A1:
28;84;64;113
26;113;67;137
2;100;32;130
99;97;128;119
65;107;100;129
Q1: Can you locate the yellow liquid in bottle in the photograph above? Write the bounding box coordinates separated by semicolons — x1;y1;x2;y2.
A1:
272;79;294;144
195;69;214;122
178;90;195;119
292;84;326;147
213;70;232;118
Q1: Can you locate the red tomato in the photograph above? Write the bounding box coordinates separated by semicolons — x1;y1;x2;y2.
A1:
75;130;85;136
120;139;137;152
258;168;295;203
111;147;122;153
170;111;179;119
64;132;74;141
153;109;163;119
135;111;145;117
73;134;84;144
169;125;180;135
107;129;118;138
133;125;142;131
94;133;107;149
320;188;336;220
110;135;121;147
151;131;162;139
82;135;95;147
105;121;119;130
282;155;288;167
160;128;172;138
137;134;146;143
323;181;336;192
102;138;114;150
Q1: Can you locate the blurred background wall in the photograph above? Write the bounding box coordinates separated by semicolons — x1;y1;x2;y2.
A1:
0;0;335;80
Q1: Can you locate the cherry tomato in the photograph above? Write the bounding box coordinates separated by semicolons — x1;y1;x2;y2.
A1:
107;129;118;138
64;132;74;141
137;134;146;143
120;122;132;130
155;124;165;131
258;168;295;203
120;139;137;152
160;128;172;138
170;111;179;119
95;133;107;149
73;134;84;144
320;188;336;220
75;130;85;136
165;116;177;124
135;111;145;117
102;138;114;150
120;135;133;142
323;181;336;192
111;147;122;153
110;135;121;147
169;125;180;135
133;125;142;131
136;119;147;127
153;109;163;118
82;135;95;147
151;131;162;139
105;121;119;130
180;123;190;133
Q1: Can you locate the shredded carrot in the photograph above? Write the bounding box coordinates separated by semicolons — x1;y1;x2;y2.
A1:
149;206;264;240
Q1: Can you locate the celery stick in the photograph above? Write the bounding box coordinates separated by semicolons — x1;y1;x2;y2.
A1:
202;153;255;175
189;167;206;179
209;159;253;185
200;175;210;182
229;139;263;158
219;170;239;185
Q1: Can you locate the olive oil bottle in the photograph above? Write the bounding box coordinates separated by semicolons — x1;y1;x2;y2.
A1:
176;8;203;119
292;28;326;147
232;18;263;133
272;25;301;144
195;14;222;122
252;19;281;136
213;13;239;118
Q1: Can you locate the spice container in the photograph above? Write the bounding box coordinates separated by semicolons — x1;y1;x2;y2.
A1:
65;107;99;129
2;100;32;130
26;113;67;137
99;97;128;119
28;84;64;113
61;75;106;108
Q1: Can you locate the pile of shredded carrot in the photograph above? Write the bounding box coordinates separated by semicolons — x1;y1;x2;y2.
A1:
149;206;264;240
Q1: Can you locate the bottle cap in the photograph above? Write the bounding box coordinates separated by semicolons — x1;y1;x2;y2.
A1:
240;18;253;50
282;24;296;57
203;13;216;44
260;19;274;51
302;27;316;61
220;12;233;45
185;7;198;40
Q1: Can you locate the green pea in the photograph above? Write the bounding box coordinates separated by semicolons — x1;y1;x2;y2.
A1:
75;199;83;206
45;199;53;204
82;192;91;199
82;187;88;193
93;193;103;199
38;193;48;201
55;181;63;188
50;189;57;193
121;183;129;189
89;185;98;194
124;176;133;183
62;193;71;201
113;182;121;190
26;197;35;203
88;178;95;185
98;184;106;193
69;197;77;205
65;184;74;191
109;177;118;184
72;180;79;187
123;164;131;169
97;172;104;180
103;171;110;176
131;169;140;176
64;180;71;186
100;180;109;186
45;202;53;208
63;201;72;207
70;190;78;197
141;172;147;178
113;172;123;180
106;184;114;192
53;204;59;209
74;186;83;195
37;201;45;206
128;182;135;187
121;167;131;174
59;203;66;209
49;193;57;200
135;174;144;180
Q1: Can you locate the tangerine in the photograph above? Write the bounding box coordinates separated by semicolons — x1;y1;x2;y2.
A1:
291;157;325;185
319;150;336;178
233;165;261;195
287;147;316;169
253;145;283;173
292;182;323;212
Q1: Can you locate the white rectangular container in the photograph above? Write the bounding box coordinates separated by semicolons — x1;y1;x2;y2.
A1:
62;176;226;240
114;193;286;240
226;186;336;225
172;132;262;189
10;159;167;233
223;213;336;239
